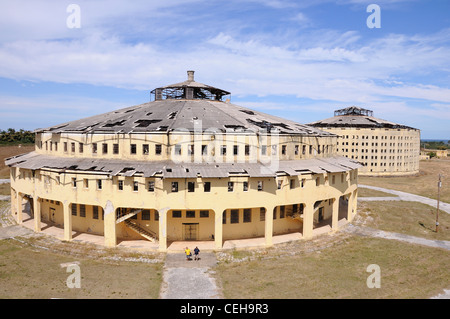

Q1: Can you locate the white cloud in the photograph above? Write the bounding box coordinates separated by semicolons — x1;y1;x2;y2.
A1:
0;0;449;137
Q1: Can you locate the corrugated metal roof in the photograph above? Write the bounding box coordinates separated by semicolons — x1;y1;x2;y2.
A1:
5;152;361;178
308;111;418;130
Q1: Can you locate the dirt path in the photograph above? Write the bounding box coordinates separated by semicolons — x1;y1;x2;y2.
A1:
359;184;450;214
344;224;450;251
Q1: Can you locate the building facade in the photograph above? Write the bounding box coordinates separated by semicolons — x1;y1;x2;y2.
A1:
309;106;420;176
6;71;360;251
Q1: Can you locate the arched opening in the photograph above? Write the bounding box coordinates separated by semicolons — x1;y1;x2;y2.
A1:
273;203;304;236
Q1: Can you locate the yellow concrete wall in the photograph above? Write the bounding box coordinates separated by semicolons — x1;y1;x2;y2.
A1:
35;132;337;162
11;131;359;249
10;165;357;242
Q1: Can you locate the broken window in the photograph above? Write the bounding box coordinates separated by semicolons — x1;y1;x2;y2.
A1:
155;144;162;155
143;144;149;155
174;144;181;155
188;144;194;156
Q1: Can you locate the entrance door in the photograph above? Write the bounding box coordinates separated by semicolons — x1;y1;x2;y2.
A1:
50;208;56;223
318;207;324;222
183;223;198;241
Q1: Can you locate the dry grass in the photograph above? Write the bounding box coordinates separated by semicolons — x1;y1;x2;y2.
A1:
0;239;164;299
0;183;10;196
216;235;450;299
356;201;450;241
359;159;450;204
0;144;34;178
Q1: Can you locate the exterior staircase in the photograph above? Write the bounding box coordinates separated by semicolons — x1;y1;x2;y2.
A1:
124;219;158;242
116;209;141;224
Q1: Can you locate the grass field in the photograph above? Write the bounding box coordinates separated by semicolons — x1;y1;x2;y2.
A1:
356;201;450;241
359;159;450;204
1;146;449;299
0;238;164;299
0;144;34;178
216;235;450;299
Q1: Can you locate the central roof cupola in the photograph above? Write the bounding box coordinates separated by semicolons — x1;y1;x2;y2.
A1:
151;70;231;102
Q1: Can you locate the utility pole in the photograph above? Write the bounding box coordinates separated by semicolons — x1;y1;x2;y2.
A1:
436;174;442;233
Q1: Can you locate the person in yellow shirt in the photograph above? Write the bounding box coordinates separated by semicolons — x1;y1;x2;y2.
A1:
185;247;191;260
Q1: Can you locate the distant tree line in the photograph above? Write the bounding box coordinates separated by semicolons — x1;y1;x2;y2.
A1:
0;128;35;145
421;140;450;150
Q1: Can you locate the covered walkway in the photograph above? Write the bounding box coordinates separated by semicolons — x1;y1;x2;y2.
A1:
17;209;348;252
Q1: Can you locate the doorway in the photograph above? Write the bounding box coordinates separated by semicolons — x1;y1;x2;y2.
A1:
50;207;56;223
183;223;199;241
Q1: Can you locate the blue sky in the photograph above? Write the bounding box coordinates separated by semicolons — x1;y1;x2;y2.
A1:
0;0;449;139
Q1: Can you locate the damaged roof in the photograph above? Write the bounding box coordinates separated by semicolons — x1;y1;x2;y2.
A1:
35;71;333;137
36;99;335;136
308;106;418;130
5;152;361;178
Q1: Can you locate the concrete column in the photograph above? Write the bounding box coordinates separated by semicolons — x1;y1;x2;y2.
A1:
264;206;274;247
16;192;23;224
214;209;223;250
158;208;168;251
331;197;339;231
33;197;41;232
347;190;357;222
302;203;314;239
352;189;358;221
346;193;353;222
103;200;116;247
63;202;72;241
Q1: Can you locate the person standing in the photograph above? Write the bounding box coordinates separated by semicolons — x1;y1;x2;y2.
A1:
185;247;191;261
194;246;200;261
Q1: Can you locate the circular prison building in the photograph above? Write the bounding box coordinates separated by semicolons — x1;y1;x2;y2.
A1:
6;71;360;251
